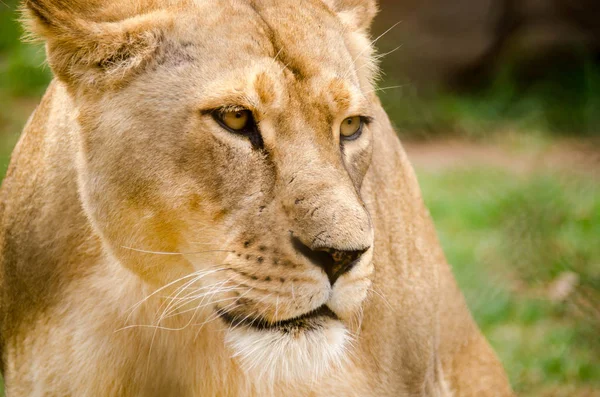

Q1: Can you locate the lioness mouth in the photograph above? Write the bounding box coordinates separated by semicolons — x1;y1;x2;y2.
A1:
218;305;338;332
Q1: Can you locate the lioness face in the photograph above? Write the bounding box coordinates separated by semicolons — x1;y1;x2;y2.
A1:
74;0;377;381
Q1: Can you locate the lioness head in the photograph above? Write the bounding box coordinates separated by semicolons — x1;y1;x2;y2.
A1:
25;0;379;382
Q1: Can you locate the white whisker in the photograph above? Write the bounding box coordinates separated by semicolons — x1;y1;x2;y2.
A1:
123;267;227;324
121;246;234;256
368;287;394;312
365;84;405;95
343;20;402;79
373;44;403;60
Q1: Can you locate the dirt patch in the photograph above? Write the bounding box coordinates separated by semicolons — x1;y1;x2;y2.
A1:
403;138;600;179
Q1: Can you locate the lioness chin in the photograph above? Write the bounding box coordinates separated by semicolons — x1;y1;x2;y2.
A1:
0;0;513;395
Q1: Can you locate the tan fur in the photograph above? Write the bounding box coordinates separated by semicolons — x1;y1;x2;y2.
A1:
1;0;513;395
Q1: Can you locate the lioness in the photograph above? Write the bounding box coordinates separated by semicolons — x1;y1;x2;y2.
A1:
0;0;513;395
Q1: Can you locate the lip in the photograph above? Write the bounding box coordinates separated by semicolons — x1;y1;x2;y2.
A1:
218;305;338;331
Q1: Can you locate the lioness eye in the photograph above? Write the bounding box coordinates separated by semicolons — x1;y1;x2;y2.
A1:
220;110;250;131
340;116;363;140
212;108;264;149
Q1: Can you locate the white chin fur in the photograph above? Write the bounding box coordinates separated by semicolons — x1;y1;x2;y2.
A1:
225;320;350;385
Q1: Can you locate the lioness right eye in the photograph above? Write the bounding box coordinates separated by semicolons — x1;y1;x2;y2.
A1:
217;110;251;131
212;108;264;148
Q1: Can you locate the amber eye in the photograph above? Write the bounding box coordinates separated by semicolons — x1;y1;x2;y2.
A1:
219;110;251;131
340;116;363;140
212;108;264;148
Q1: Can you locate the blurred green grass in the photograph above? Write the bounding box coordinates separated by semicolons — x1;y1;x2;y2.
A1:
419;168;600;396
0;0;51;98
1;0;599;395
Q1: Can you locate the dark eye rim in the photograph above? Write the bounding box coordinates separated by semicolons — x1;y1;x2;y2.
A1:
209;108;264;149
340;116;373;142
212;108;254;134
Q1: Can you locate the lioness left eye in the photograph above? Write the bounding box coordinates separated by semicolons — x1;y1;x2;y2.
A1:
340;116;363;141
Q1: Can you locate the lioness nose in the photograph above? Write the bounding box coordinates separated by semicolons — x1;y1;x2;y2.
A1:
292;237;368;285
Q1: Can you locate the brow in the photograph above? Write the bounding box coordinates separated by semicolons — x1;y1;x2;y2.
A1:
195;68;280;114
197;92;261;114
326;78;372;117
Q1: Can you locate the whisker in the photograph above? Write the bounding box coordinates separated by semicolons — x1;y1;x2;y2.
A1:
270;47;284;68
152;271;232;324
192;287;256;337
160;283;243;320
351;45;403;79
228;292;273;335
246;293;277;330
124;267;227;323
161;295;243;321
157;276;233;325
368;287;394;312
159;277;232;318
373;45;403;60
274;295;280;323
365;84;405;95
344;20;402;78
121;246;234;256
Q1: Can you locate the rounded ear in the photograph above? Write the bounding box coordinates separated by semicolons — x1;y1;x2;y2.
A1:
21;0;173;89
323;0;378;31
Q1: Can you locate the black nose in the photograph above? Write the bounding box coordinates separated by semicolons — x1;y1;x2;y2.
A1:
292;236;368;285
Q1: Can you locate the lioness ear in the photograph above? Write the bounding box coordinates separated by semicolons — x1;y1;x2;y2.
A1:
21;0;172;89
323;0;378;31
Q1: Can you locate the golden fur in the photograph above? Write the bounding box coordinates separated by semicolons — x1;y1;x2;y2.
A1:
0;0;513;395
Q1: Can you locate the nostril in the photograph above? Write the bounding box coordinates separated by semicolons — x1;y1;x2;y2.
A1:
326;247;368;284
291;236;368;285
329;249;364;267
291;236;334;274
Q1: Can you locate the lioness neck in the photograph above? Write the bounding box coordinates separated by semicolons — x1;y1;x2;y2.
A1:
0;81;99;326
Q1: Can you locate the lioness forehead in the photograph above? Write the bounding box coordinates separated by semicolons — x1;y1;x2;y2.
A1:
148;0;370;138
182;0;357;82
247;0;354;79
